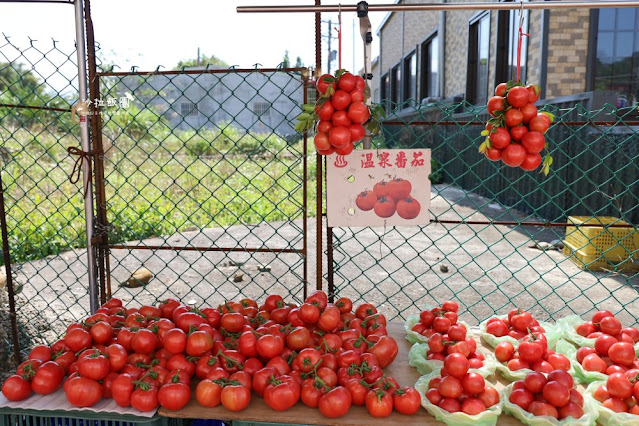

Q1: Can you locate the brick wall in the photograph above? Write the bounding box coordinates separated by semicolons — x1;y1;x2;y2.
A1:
545;9;590;98
378;1;591;102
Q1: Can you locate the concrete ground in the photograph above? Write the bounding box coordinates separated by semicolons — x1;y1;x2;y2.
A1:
4;183;639;353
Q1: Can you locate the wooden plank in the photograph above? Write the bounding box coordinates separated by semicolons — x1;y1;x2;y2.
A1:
159;321;522;425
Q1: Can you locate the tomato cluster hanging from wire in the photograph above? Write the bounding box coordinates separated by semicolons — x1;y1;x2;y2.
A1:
296;69;385;156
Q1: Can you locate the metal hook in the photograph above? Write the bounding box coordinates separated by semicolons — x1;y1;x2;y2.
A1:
519;1;525;28
253;63;262;70
155;65;164;73
131;65;138;73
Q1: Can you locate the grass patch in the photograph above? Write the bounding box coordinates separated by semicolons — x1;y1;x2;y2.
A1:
1;125;317;264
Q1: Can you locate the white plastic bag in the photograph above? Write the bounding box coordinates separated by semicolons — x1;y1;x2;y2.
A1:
415;372;502;426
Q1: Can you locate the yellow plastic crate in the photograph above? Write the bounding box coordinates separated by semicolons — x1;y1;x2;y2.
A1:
563;216;639;271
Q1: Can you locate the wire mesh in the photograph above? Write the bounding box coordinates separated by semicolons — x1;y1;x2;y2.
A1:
0;37;91;366
95;68;311;311
328;98;639;326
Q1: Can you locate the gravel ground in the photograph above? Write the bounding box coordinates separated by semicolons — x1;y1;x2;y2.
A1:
2;183;638;377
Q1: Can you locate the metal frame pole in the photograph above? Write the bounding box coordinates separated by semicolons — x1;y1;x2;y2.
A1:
73;0;98;313
238;1;639;13
358;1;373;150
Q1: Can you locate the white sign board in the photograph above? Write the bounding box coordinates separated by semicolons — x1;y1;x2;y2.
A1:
326;149;431;227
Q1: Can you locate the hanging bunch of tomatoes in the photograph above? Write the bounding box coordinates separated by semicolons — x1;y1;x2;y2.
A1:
479;82;554;174
295;69;385;156
1;290;421;418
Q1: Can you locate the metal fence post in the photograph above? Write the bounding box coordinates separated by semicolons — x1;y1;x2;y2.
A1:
74;0;99;313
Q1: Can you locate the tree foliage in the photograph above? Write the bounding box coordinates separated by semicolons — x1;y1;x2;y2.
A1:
175;53;228;69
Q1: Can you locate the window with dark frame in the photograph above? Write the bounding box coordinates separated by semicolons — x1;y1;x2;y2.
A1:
403;51;417;103
381;73;390;109
180;101;198;117
391;65;400;107
467;13;491;105
496;0;529;85
420;34;439;100
253;101;271;117
593;8;639;107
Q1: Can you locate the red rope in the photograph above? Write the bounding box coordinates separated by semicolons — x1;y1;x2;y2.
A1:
516;26;530;82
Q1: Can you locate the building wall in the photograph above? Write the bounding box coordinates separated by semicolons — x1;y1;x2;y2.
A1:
378;1;593;103
545;9;590;98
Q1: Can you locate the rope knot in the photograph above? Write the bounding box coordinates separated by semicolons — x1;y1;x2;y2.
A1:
67;146;93;194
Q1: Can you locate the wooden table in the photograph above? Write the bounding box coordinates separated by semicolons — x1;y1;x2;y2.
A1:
159;322;522;425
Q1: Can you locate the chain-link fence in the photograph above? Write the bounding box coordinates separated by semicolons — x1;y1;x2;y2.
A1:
327;98;639;326
0;37;90;373
1;38;639;381
94;67;312;311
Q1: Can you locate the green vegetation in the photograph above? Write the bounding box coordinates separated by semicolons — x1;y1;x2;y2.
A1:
0;123;317;265
175;53;228;70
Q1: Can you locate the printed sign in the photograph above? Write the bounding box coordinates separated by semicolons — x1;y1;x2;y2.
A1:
326;149;431;227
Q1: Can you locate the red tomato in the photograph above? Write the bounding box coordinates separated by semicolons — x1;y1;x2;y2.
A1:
507;86;529;108
264;375;300;411
501;143;527;167
350;89;365;103
486;319;509;337
582;353;607;373
1;375;31;401
131;385;159;412
478;386;500;408
510;125;528;142
329;126;351;148
529;401;559;418
318;386;352;418
444;353;470;378
65;328;92;353
439;376;463;399
28;345;52;363
257;334;284;359
347;102;370;124
607;372;633;399
543;381;571;407
595;335;618;356
527;84;541;103
396;197;421;220
337;73;357;92
158;382;191;411
505;108;524;127
439;397;461;412
462;397;486;415
520;103;538;123
509;388;534;410
317;74;336;94
65;376;103;407
355;190;377;211
318;305;341;332
349;124;365;143
186;330;214;356
314;132;331;151
495;341;515;362
195;379;222;407
521;131;545;153
520;153;543;171
111;374;134;407
600;316;622;335
131;329;158;354
495;83;508;96
602;397;628;412
316;120;332;134
331;110;351;127
372;181;391;199
489;127;511;149
365;389;393;417
485;147;502;161
609;342;636;367
298;303;320;324
316;101;334;121
487;96;506;116
373;196;396;218
78;354;110;381
368;336;398;368
331;90;352;110
31;361;65;395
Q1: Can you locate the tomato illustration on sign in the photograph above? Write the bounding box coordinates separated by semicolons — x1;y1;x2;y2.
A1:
354;177;421;220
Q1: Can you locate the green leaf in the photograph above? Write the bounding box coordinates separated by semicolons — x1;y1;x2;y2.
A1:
540;111;555;123
541;154;553;176
480;130;489;137
478;141;488;154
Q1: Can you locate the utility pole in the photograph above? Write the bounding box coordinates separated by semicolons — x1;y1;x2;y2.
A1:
326;19;333;73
